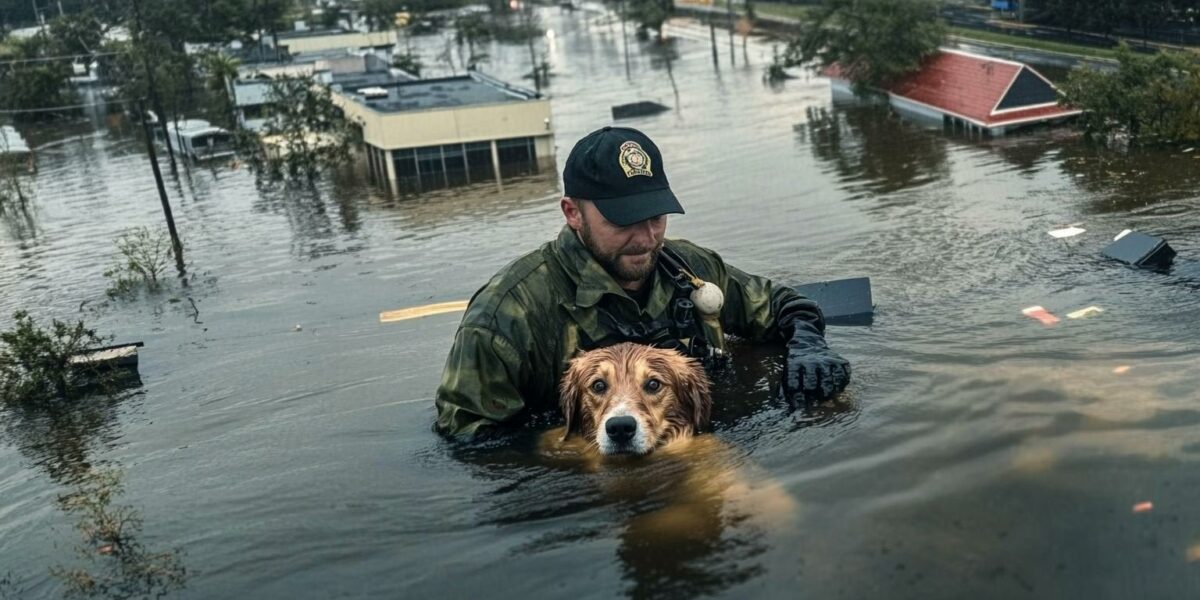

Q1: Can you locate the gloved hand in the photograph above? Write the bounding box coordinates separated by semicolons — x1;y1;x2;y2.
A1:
781;324;851;404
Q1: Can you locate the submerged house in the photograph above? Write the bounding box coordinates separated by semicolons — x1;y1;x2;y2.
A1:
825;49;1081;136
331;71;554;194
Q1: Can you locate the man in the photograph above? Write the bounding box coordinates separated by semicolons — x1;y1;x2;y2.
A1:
435;126;850;438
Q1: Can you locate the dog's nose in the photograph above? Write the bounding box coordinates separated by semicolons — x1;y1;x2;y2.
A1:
605;416;638;443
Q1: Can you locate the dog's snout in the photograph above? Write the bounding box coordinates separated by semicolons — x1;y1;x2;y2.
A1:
605;415;638;443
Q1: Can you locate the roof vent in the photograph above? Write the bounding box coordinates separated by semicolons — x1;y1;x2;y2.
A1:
360;87;388;99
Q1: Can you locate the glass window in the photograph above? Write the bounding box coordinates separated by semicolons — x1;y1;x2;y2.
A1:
442;143;468;188
416;145;447;190
392;148;419;194
496;137;537;178
465;141;494;184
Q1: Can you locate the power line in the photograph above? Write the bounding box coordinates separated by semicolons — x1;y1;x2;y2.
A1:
0;97;131;114
0;50;126;67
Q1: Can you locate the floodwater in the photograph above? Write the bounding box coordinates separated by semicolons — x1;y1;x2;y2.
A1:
3;6;1200;599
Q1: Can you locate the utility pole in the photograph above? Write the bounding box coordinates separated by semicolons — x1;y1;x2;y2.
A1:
725;0;735;66
137;101;185;276
620;0;631;78
130;0;178;176
709;16;719;67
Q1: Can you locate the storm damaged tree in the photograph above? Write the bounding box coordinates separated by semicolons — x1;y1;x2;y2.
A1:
0;33;78;121
1060;44;1200;145
627;0;674;43
242;76;353;182
781;0;945;94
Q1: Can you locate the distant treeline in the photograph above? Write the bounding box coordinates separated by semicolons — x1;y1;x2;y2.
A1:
1023;0;1200;44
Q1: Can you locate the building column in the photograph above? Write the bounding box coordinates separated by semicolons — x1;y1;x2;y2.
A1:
384;147;399;196
490;139;503;192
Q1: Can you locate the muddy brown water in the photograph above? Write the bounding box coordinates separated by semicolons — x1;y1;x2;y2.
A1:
2;7;1199;599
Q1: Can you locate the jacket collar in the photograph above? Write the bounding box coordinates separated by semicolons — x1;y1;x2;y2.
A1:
552;225;672;315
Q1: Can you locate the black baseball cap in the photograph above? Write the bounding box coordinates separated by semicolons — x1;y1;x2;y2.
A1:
562;126;684;227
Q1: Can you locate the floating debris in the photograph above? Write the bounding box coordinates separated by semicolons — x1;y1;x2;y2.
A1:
611;101;670;120
1101;230;1176;269
1132;501;1154;513
68;342;143;372
293;324;303;332
1048;226;1086;239
1113;365;1132;375
1022;305;1059;326
1066;306;1104;319
1188;545;1200;562
379;300;470;323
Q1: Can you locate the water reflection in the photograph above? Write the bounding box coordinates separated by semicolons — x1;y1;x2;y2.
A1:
1057;143;1200;215
796;104;950;199
365;173;561;230
454;432;787;599
251;182;367;260
0;204;39;244
0;381;187;597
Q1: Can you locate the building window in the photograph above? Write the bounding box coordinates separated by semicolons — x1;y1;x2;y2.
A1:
393;148;419;194
496;137;537;178
465;141;494;183
415;145;447;190
443;143;468;187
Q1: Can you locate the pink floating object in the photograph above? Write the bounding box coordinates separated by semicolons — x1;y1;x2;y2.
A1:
1132;501;1154;513
1113;365;1132;375
1022;305;1060;326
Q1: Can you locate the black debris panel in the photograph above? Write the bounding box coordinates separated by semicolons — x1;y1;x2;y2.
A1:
1101;232;1176;270
611;101;670;120
795;277;874;326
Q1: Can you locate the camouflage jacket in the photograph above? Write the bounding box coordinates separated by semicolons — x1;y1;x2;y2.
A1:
434;225;824;437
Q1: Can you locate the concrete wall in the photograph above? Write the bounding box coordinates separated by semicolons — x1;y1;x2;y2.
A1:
277;31;397;54
888;95;948;125
333;94;554;150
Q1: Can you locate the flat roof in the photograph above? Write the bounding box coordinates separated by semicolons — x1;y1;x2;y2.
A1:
277;28;373;39
338;73;538;113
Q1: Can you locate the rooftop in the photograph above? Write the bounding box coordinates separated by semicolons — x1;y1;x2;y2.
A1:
824;49;1080;127
336;72;539;113
277;27;370;40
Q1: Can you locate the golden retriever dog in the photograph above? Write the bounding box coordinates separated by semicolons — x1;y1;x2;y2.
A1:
538;343;797;562
558;342;711;456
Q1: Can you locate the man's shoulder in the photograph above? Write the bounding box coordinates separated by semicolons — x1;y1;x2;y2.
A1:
665;238;726;275
461;242;566;331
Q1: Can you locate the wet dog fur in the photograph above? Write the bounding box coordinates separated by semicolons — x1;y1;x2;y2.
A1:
558;342;711;456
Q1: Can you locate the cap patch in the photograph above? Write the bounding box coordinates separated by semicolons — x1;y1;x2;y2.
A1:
618;141;653;178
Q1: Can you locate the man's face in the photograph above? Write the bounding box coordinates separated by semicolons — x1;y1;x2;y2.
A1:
573;200;667;287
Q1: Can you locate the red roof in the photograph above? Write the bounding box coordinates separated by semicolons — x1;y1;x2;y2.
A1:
824;50;1080;128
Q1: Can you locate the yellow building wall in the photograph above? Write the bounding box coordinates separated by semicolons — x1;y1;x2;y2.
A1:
332;94;554;150
278;31;397;54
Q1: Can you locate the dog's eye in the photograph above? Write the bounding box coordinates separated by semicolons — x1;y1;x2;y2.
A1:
590;379;607;394
644;379;662;393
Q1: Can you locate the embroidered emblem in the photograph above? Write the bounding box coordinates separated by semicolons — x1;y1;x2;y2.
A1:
618;141;653;178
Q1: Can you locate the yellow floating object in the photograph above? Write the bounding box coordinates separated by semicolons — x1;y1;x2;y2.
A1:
379;300;469;323
1066;306;1104;320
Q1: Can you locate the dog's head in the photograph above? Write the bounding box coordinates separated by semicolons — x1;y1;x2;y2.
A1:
559;342;712;456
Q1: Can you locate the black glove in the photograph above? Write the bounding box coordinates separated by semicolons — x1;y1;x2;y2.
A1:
781;322;851;405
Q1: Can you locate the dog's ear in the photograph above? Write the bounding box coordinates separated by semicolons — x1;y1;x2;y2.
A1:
666;354;712;431
558;358;586;441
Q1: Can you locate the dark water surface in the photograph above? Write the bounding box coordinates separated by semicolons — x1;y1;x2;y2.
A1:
3;7;1200;599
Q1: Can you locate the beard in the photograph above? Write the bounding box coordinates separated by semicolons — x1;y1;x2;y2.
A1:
580;219;662;285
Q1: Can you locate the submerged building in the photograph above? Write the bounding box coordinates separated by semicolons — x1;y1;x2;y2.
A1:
331;71;554;194
825;49;1081;136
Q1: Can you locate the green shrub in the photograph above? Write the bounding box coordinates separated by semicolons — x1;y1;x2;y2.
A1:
0;310;106;403
103;227;172;299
